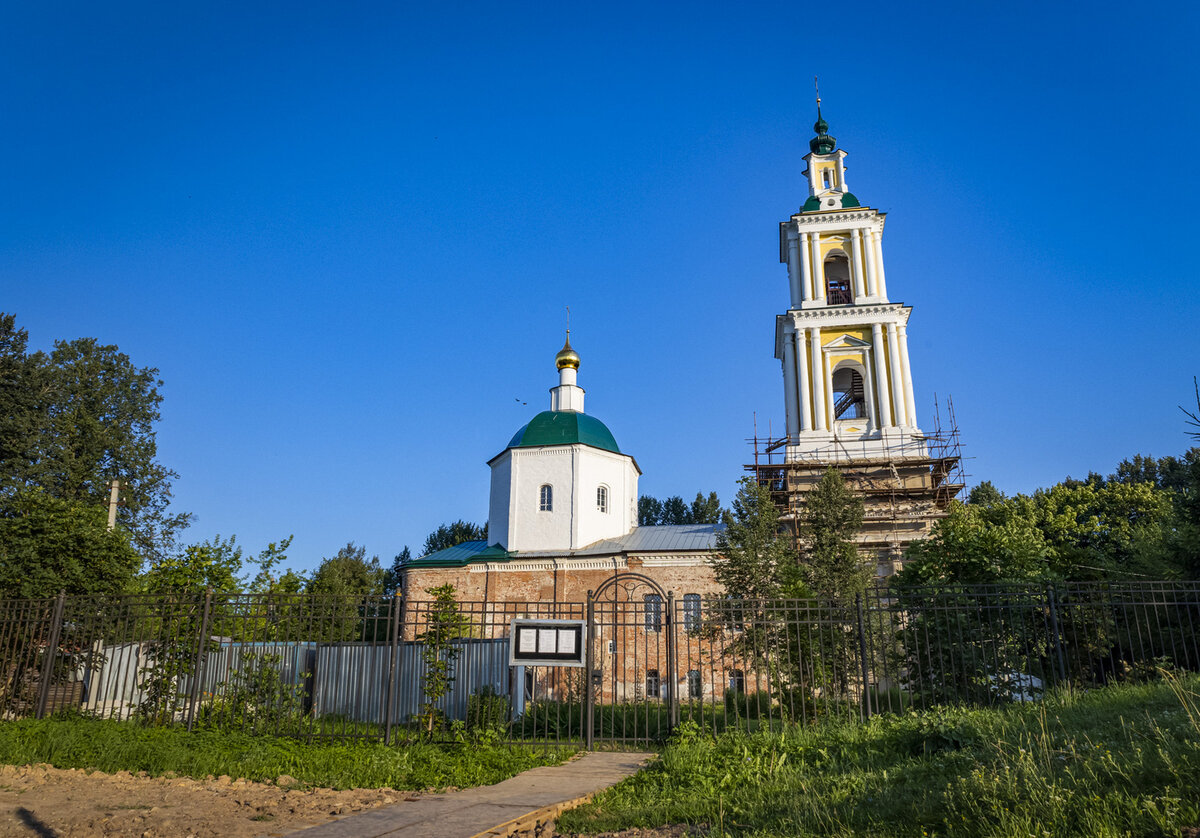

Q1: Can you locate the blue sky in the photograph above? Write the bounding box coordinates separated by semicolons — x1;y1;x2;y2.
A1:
3;1;1197;573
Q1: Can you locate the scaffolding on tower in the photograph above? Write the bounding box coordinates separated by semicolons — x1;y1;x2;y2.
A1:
746;398;967;575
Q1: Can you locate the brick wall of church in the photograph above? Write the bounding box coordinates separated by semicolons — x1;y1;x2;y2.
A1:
402;554;739;705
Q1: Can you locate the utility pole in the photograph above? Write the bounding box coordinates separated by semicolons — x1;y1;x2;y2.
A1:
106;479;120;530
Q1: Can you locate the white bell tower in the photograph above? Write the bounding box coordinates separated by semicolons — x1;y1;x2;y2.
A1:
776;96;924;462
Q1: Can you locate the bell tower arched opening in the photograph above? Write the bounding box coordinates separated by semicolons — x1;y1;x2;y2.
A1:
824;252;852;304
831;365;865;420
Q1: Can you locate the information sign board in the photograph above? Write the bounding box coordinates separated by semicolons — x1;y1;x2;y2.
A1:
508;618;587;667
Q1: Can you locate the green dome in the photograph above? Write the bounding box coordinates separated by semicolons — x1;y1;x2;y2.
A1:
507;411;621;454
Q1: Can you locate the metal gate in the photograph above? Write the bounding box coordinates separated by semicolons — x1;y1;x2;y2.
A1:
584;573;677;747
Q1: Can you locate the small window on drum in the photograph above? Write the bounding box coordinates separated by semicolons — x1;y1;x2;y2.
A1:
597;485;608;513
539;484;553;512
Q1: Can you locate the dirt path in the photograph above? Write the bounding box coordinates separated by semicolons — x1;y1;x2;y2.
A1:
0;763;410;837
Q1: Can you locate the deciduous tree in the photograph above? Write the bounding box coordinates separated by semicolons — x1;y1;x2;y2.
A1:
0;488;140;598
0;314;189;562
306;542;387;598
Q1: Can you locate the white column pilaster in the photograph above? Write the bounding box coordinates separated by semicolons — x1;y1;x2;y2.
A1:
898;323;918;428
799;232;813;302
795;327;812;432
810;233;826;303
822;351;835;427
786;231;802;309
809;327;826;431
863;229;878;298
886;323;906;428
871;323;892;426
862;351;879;431
782;322;799;439
850;227;867;300
872;229;888;301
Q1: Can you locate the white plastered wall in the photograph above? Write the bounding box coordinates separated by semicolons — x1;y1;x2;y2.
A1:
489;444;639;553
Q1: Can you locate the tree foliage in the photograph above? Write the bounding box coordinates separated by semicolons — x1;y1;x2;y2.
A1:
902;452;1195;586
797;469;868;607
384;546;411;595
144;535;247;595
639;491;723;526
711;477;797;601
306;542;387;598
0;314;189;563
418;583;469;735
421;521;486;556
0;488;141;598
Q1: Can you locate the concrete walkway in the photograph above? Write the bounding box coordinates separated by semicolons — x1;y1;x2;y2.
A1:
283;751;652;838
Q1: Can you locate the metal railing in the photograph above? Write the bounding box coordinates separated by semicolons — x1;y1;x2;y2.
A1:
0;582;1196;746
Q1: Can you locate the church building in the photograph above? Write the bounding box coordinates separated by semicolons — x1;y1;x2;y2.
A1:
403;335;724;604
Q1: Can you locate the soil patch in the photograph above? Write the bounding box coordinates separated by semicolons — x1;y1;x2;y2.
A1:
0;763;412;837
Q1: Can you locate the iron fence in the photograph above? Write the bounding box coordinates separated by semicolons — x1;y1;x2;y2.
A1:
0;581;1197;747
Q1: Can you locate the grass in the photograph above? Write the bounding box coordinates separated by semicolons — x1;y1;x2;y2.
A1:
557;674;1200;837
0;715;573;790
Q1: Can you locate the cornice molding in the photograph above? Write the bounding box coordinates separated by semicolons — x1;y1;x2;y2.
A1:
788;209;879;229
787;304;911;325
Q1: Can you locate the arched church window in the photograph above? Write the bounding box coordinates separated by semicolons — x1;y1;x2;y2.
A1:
644;594;662;632
683;593;702;632
822;169;833;189
597;485;608;513
832;367;866;419
539;484;553;512
824;254;852;305
645;669;660;700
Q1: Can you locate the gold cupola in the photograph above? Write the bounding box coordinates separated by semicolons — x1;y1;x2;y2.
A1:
555;332;580;370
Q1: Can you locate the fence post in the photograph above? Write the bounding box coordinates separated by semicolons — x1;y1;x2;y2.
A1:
855;593;871;720
666;591;679;732
35;591;67;719
384;593;402;745
1046;584;1067;686
584;592;595;751
185;589;213;732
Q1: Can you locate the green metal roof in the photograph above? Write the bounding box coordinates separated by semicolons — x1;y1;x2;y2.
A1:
506;410;621;454
801;193;862;214
407;540;511;569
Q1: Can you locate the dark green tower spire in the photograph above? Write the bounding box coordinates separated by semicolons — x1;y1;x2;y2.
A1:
809;77;836;154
